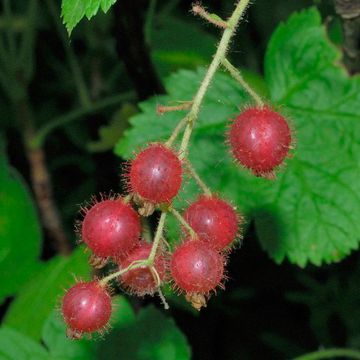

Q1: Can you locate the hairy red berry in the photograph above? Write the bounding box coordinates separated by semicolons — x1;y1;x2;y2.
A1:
129;143;182;203
119;242;167;296
81;199;141;259
228;106;292;175
184;196;240;250
62;281;112;338
171;240;224;294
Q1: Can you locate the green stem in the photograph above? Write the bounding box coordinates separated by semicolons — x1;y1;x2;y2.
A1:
144;0;157;46
31;92;134;148
166;115;189;147
99;260;147;286
148;211;167;263
169;207;197;239
186;161;212;196
221;58;263;106
293;348;360;360
46;0;91;108
179;0;250;158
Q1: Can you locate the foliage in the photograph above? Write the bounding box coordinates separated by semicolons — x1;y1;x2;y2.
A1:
61;0;117;34
115;8;360;267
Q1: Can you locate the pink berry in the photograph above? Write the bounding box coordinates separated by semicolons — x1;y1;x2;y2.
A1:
184;195;240;250
171;240;224;294
118;242;167;296
81;199;141;258
129;143;182;203
62;281;112;337
228;106;292;175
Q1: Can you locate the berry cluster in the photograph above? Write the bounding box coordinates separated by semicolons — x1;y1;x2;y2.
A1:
61;0;293;341
61;105;292;339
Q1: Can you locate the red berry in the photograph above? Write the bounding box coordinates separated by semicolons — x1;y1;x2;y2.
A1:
62;281;112;337
119;242;167;296
184;196;240;250
81;199;141;258
171;240;224;294
129;143;182;203
228;106;292;175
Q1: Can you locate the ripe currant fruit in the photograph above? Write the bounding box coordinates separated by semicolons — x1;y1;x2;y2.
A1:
171;240;224;294
118;242;167;296
184;195;240;250
81;199;141;259
128;143;182;203
228;106;292;175
62;281;112;338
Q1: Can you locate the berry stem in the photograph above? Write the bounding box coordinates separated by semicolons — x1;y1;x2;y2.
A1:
186;161;212;196
221;58;264;107
169;207;198;239
148;211;167;263
192;3;229;29
292;348;360;360
166;115;189;147
99;259;148;286
179;0;251;159
157;101;193;115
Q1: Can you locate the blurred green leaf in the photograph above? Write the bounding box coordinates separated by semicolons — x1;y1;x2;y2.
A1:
0;327;49;360
87;103;138;153
42;310;96;360
152;16;217;76
114;8;360;266
0;139;42;304
97;305;191;360
61;0;117;35
3;247;90;340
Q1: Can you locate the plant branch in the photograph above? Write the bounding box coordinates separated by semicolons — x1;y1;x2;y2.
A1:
148;211;167;263
293;348;360;360
221;58;263;106
185;161;212;196
46;0;91;107
31;92;135;148
169;207;197;239
17;100;72;255
192;3;229;29
179;0;251;158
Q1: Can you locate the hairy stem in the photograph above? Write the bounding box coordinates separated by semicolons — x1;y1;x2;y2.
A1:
221;58;263;106
293;348;360;360
186;161;212;196
148;211;167;263
179;0;250;158
169;207;197;239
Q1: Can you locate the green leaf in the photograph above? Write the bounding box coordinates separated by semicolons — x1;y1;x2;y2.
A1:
97;305;191;360
115;8;360;266
42;310;96;360
3;247;90;340
61;0;117;35
0;327;49;360
87;103;138;153
259;7;360;266
0;139;42;304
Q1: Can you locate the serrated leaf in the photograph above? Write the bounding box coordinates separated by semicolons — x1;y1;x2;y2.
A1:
0;327;49;360
97;305;191;360
61;0;117;35
3;247;90;340
114;8;360;266
0;139;42;304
